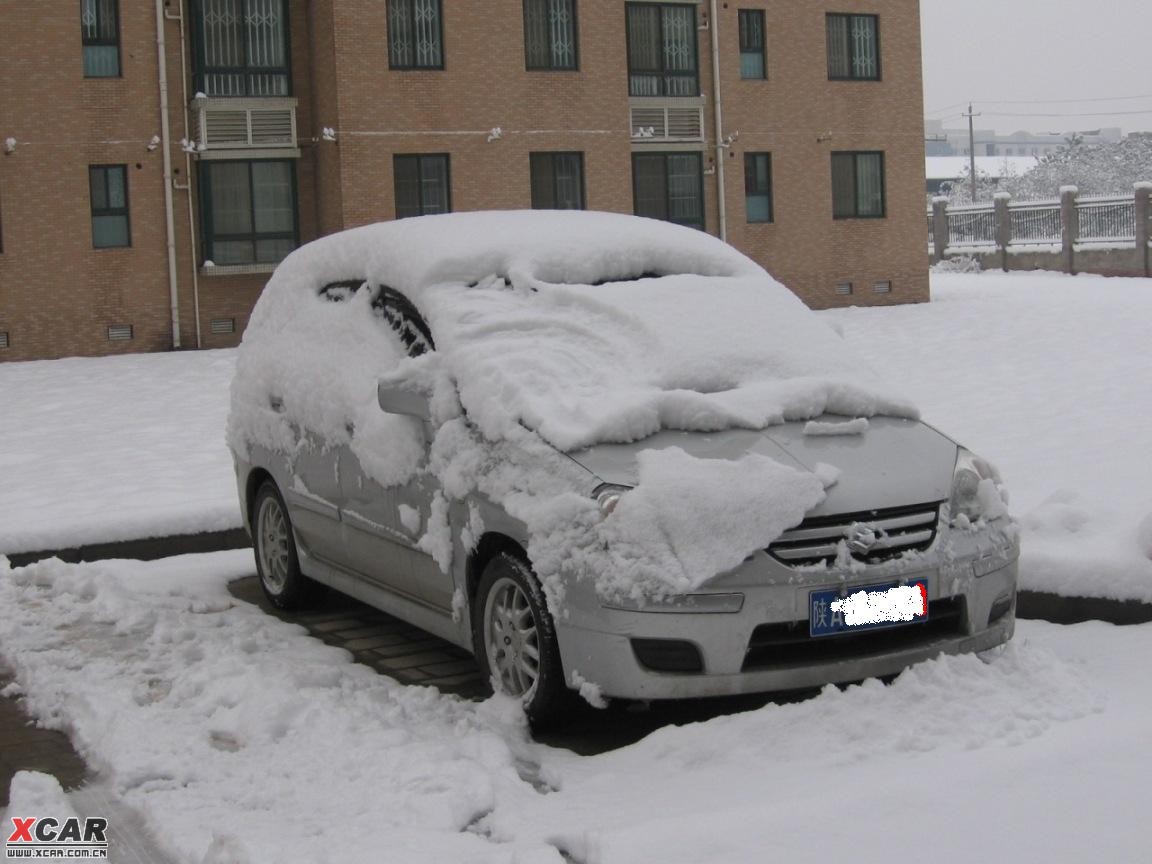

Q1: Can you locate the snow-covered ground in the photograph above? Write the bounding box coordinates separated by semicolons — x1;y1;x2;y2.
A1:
826;270;1152;602
0;270;1149;600
0;350;238;554
1;551;1147;864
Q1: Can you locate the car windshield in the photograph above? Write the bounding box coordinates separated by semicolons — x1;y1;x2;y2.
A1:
409;272;914;451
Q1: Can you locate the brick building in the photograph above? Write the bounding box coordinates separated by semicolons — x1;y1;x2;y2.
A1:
0;0;928;362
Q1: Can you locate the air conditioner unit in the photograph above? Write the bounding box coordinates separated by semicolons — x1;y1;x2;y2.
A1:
193;97;298;152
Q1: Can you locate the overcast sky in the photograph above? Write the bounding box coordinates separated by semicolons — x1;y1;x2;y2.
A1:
920;0;1152;136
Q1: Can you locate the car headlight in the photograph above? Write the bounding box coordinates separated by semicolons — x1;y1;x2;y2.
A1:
593;483;632;517
950;448;1009;525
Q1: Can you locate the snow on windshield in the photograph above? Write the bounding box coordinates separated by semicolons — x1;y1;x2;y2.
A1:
415;272;914;450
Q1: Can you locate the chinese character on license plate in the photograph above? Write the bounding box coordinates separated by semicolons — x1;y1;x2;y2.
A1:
809;578;929;637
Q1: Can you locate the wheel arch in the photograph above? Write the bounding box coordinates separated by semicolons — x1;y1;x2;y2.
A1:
245;467;276;529
467;532;529;605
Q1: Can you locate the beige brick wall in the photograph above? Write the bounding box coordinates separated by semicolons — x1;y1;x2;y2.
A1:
718;0;928;307
0;0;927;362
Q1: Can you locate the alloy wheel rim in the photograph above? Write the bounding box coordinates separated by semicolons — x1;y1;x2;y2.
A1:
257;496;290;594
484;576;541;700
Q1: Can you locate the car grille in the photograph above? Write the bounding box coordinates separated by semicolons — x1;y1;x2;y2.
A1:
767;502;942;567
741;595;966;670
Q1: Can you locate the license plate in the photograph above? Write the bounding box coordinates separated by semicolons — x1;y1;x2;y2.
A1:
809;578;929;637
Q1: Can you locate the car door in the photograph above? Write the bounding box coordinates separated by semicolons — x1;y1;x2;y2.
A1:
336;287;456;611
281;424;346;565
279;280;365;565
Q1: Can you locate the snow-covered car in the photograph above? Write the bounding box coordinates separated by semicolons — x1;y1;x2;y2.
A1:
228;211;1018;725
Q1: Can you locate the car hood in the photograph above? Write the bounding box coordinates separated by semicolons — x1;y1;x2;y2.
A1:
568;416;958;517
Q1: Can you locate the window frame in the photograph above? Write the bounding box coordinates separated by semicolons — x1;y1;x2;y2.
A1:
393;154;453;219
81;0;122;78
529;152;586;210
387;0;446;71
89;164;131;248
523;0;580;71
831;150;886;220
625;2;701;97
737;9;766;80
198;159;300;265
631;151;705;231
825;12;881;82
191;0;293;96
743;152;773;224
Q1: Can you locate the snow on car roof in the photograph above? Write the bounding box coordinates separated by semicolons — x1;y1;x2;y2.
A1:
234;211;916;454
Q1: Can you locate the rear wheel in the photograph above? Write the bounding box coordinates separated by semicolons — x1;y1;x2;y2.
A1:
473;553;571;728
253;481;322;610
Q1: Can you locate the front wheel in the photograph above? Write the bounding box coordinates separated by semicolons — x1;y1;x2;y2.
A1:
252;481;322;610
473;553;571;728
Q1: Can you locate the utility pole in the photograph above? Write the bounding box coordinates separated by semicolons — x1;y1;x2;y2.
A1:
963;103;981;202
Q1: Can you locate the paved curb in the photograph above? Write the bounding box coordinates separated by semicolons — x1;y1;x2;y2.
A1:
1017;590;1152;625
4;528;251;569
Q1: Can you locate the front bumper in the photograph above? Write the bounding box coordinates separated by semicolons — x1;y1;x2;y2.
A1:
555;540;1018;701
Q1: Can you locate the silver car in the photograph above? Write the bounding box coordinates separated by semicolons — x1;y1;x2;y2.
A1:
231;213;1018;727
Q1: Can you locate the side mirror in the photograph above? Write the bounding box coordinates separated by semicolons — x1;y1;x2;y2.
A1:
377;381;432;420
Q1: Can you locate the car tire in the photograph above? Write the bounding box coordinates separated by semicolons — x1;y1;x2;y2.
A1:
473;552;573;729
252;480;323;610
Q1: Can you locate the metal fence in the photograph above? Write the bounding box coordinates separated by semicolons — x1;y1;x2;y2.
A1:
1076;196;1136;245
932;190;1145;249
1007;200;1061;245
944;205;996;248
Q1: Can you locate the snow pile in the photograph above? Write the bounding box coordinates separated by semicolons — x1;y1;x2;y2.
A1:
2;772;78;825
825;271;1152;602
0;552;551;863
596;448;826;593
4;553;1142;864
804;416;869;436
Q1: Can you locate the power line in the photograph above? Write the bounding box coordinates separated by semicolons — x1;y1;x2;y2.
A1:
975;92;1152;106
927;92;1152;116
982;108;1152;118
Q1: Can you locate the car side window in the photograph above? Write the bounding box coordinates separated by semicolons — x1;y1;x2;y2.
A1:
373;286;435;357
318;279;366;302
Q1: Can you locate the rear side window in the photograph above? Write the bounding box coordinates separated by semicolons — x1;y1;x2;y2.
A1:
319;279;366;302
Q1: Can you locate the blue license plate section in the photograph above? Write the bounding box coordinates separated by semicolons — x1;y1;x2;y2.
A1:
809;578;929;637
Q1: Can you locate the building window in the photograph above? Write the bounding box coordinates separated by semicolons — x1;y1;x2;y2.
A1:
89;165;130;248
394;154;451;218
831;151;885;219
632;152;704;229
200;160;297;264
388;0;444;69
530;152;585;209
81;0;121;77
626;3;698;97
524;0;578;70
738;10;765;79
194;0;290;96
826;13;879;81
744;152;772;223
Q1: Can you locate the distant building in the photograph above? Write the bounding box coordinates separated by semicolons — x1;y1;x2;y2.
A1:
925;156;1037;196
924;118;1122;159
